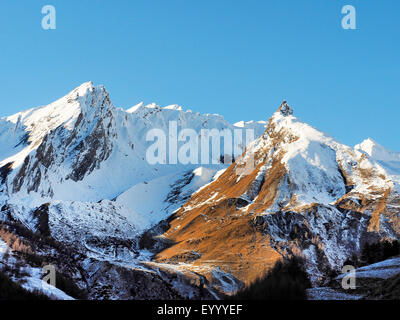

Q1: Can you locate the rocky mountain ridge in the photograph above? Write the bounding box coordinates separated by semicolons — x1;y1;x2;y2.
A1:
0;84;399;299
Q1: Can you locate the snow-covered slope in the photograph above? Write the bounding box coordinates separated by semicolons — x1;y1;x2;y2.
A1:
0;82;267;260
0;238;74;300
0;82;269;299
115;166;222;231
355;138;400;162
308;256;400;300
355;138;400;192
0;82;265;205
1;84;399;299
242;103;399;206
152;101;400;289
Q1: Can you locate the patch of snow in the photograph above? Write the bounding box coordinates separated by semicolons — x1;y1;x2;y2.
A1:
0;239;8;261
307;287;362;300
336;257;400;280
21;267;74;300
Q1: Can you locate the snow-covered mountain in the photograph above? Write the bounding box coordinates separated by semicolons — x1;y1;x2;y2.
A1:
0;85;399;300
152;101;400;287
355;138;400;162
0;82;266;230
355;138;400;187
0;82;265;201
0;82;267;299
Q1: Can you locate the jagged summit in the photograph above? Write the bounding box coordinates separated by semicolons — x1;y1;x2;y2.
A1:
153;99;400;287
0;82;267;204
278;100;293;116
0;83;399;300
66;80;107;98
71;81;95;95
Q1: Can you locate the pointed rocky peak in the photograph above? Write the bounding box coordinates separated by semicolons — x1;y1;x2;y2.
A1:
277;100;293;117
54;81;111;112
73;82;115;118
73;81;95;96
59;81;96;105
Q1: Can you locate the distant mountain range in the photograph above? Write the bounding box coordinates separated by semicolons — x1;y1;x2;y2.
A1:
0;82;399;299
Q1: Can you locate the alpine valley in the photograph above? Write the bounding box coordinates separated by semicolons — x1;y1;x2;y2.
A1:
0;82;399;300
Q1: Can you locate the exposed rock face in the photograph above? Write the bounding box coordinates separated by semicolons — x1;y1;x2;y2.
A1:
9;83;116;196
0;162;13;184
85;260;185;300
278;100;293;116
152;101;400;288
1;82;267;204
0;82;267;299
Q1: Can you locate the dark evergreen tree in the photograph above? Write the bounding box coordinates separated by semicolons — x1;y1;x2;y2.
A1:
229;257;311;300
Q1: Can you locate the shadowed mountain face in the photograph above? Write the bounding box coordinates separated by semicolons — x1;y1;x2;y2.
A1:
0;84;399;299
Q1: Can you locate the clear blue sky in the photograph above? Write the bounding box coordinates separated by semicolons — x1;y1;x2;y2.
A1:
0;1;399;150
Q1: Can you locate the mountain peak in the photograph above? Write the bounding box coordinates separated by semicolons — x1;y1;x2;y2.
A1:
78;80;94;89
356;138;377;151
126;102;144;113
69;81;95;98
355;138;400;161
277;100;293;116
